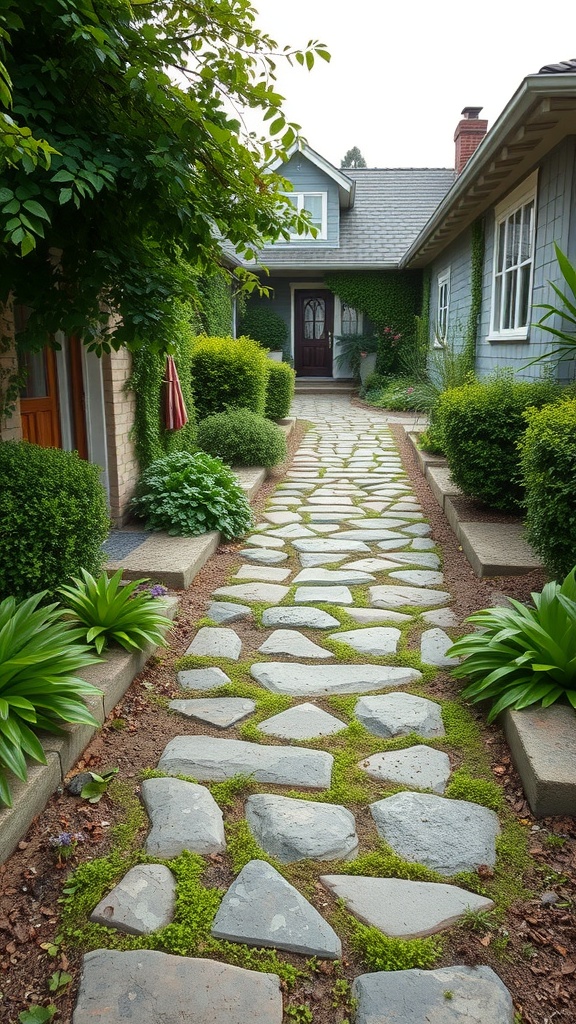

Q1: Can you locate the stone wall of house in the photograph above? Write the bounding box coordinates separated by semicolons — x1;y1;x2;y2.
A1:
102;348;139;526
0;300;22;443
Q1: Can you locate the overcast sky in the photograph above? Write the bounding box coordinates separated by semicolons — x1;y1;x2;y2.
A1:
251;0;575;169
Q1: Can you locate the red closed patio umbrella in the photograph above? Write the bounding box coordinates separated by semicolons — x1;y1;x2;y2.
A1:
164;355;188;431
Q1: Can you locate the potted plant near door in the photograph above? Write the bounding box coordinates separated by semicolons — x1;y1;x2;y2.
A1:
334;333;379;383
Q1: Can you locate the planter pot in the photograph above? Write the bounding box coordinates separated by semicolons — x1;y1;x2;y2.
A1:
359;351;377;385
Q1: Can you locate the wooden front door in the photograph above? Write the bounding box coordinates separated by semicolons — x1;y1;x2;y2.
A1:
295;290;334;376
19;347;62;448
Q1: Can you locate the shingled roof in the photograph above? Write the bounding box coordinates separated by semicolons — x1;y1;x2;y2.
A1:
252;167;455;270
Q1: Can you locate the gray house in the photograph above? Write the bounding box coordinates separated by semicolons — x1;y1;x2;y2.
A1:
243;63;576;381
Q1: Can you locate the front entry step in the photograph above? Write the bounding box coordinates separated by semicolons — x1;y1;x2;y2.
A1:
295;377;356;395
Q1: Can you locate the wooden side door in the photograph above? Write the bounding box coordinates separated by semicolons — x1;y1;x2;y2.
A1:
294;289;334;376
19;347;62;448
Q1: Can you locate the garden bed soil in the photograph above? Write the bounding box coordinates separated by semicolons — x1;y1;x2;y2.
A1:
1;417;575;1024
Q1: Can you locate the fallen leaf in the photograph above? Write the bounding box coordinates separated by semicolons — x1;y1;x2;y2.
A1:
479;934;492;946
560;961;576;975
553;944;568;956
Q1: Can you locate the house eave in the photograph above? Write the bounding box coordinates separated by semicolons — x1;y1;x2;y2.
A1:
401;74;576;268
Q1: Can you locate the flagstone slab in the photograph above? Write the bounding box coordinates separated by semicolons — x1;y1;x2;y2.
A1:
233;565;292;583
90;864;176;935
250;662;422;697
269;495;302;506
385;551;441;569
299;553;348;568
370;585;451;609
422;608;459;627
360;745;451;794
212;583;290;604
329;627;401;656
177;666;231;691
206;602;251;625
264;510;302;525
389;569;444;586
261;607;340;629
319;876;494;938
258;629;333;659
355;693;445;739
239;549;289;565
352;965;514;1024
211;860;341;958
305;511;358;522
293;538;370;553
185;627;242;660
292;568;375;586
245;794;358;863
307;495;354;505
259;703;346;740
346;607;411;624
403;523;432;536
421;628;460;667
294;585;353;605
310;523;341;534
336;529;406;542
72;949;283;1024
169;697;256;728
245;535;286;549
343;558;403;573
345;518;409;530
264;525;316;539
158;736;333;788
411;537;436;550
141;777;225;857
370;792;500;875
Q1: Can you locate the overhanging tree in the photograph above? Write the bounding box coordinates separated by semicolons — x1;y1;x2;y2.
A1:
341;146;367;168
0;0;329;353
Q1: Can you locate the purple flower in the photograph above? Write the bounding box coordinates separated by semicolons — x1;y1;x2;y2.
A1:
149;584;168;598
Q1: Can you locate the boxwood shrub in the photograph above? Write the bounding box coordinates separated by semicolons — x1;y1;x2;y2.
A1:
197;408;287;468
520;398;576;578
265;361;295;420
0;441;109;601
189;336;269;420
437;376;561;510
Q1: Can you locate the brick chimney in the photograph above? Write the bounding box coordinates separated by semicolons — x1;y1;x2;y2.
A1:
454;107;488;174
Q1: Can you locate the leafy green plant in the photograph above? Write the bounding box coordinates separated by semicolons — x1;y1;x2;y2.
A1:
59;570;173;654
334;333;380;380
189;336;270;419
448;568;576;720
238;303;289;357
48;970;72;993
0;592;101;806
197;408;287;468
533;243;576;364
265;360;295;419
18;1006;57;1024
0;441;110;602
80;766;119;803
131;451;253;539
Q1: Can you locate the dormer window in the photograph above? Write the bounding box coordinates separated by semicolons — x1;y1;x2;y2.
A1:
284;192;327;240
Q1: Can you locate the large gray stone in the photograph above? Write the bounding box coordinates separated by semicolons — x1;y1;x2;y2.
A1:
169;697;256;728
411;537;436;550
319;876;494;938
343;558;403;573
72;949;283;1024
403;522;432;536
345;518;408;530
264;510;302;524
263;524;315;539
389;569;444;586
370;791;500;875
90;864;176;935
250;662;421;697
245;794;358;862
385;551;441;569
245;535;285;549
261;607;340;629
292;568;375;586
158;736;333;789
422;607;459;627
177;667;231;691
211;860;341;958
141;777;225;857
370;585;451;609
352;965;514;1024
258;630;333;659
355;693;445;739
503;703;576;816
185;627;242;660
233;564;291;583
307;495;354;505
298;553;348;567
360;745;451;794
329;626;400;656
206;602;251;625
239;549;289;565
294;585;353;605
420;628;460;667
259;703;346;740
293;538;370;553
335;529;405;542
212;583;290;604
346;607;411;624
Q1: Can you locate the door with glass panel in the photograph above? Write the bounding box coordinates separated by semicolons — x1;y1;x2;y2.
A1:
294;290;334;376
19;347;62;448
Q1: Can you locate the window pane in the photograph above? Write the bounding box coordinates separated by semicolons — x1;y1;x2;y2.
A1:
497;221;506;272
520;201;534;263
341;303;359;334
20;350;48;398
518;264;531;326
505;215;515;269
304;194;322;225
503;269;516;329
494;275;502;331
304;298;325;340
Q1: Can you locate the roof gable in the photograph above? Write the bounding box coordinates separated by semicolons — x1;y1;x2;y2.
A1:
271;143;355;208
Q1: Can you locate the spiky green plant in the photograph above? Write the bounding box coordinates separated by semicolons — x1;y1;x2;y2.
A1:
449;568;576;721
59;570;173;655
0;592;102;806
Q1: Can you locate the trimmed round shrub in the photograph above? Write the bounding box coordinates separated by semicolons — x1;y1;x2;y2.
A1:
131;450;253;539
197;408;287;468
265;361;295;420
238;304;288;355
0;441;109;601
520;398;576;578
437;376;561;510
189;335;269;420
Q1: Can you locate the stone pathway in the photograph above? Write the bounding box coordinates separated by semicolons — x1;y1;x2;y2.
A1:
73;395;515;1023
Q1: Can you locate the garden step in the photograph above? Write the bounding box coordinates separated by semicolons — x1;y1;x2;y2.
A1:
245;794;358;862
158;736;333;788
352;966;514;1023
250;662;422;697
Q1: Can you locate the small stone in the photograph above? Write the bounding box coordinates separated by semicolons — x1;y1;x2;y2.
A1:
66;771;93;796
246;794;358;862
389;569;444;586
541;890;560;905
294;585;353;605
259;702;346;740
261;607;340;629
370;585;451;609
177;666;231;691
206;602;252;625
421;628;460;667
239;549;289;565
422;608;459;627
258;629;333;659
211;860;341;958
169;697;256;728
212;583;290;604
359;745;451;794
90;864;176;935
293;538;370;553
185;627;242;660
403;523;432;536
352;966;514;1024
233;565;291;583
158;736;333;789
346;607;411;624
355;693;445;739
251;662;422;697
411;537;436;550
141;777;225;857
329;627;400;656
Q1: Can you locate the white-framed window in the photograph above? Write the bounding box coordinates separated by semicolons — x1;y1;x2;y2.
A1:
284;192;328;240
436;268;450;346
489;171;538;341
340;303;362;335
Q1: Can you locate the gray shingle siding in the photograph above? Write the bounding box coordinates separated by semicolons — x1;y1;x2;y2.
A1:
273;152;340;247
428;230;473;351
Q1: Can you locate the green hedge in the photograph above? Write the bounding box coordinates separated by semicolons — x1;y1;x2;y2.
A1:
189;336;269;420
0;442;109;600
197;408;287;468
438;376;562;510
238;303;289;356
265;361;295;420
520;398;576;578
